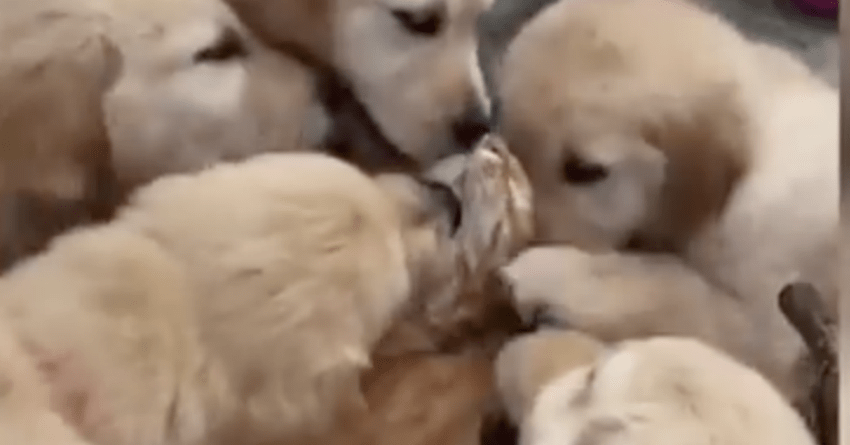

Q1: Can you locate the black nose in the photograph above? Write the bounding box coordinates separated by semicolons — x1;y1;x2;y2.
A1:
452;106;490;151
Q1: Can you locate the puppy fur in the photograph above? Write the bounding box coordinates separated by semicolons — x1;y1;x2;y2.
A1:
0;319;93;445
522;336;817;445
497;0;837;406
224;0;496;166
0;0;124;269
0;152;470;445
495;330;604;426
500;245;819;404
2;0;319;192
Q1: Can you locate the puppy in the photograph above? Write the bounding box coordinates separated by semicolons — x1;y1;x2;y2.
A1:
519;336;817;445
0;136;532;444
0;0;318;269
496;0;837;406
0;151;470;445
224;0;495;166
495;330;604;426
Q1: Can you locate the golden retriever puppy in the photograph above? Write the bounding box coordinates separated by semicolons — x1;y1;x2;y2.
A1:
519;336;817;445
0;151;469;445
224;0;496;166
0;319;92;445
0;136;531;445
494;330;604;426
1;0;317;192
0;0;317;269
496;0;837;406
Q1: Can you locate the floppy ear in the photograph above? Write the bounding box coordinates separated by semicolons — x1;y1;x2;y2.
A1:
224;0;334;66
0;23;124;269
635;84;750;250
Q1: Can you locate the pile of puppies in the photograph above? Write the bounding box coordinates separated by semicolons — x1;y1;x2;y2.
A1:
0;0;838;444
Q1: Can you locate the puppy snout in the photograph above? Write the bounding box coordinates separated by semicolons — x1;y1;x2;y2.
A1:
452;105;491;151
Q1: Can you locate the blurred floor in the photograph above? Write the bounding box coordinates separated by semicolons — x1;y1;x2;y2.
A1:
479;0;839;91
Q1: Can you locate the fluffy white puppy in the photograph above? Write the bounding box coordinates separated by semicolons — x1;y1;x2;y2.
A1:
496;0;837;406
0;134;533;445
520;336;817;445
0;151;467;445
225;0;496;166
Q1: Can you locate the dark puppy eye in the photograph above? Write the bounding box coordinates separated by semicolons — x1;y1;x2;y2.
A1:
562;153;608;185
193;27;247;63
391;7;443;36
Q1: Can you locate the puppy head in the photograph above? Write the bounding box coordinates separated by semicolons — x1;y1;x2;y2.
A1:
92;0;316;188
333;0;494;167
495;330;605;426
524;336;816;445
498;0;754;251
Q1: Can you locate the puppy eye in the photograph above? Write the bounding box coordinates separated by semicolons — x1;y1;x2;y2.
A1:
562;154;608;185
391;7;443;36
193;27;247;63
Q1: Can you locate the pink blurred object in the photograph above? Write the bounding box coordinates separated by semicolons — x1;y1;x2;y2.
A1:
789;0;839;15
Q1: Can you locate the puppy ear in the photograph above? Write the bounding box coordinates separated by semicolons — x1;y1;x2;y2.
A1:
636;84;750;249
0;23;124;269
224;0;334;65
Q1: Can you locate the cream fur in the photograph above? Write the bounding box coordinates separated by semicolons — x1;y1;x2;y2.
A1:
0;146;525;444
0;0;124;268
496;0;837;406
500;246;790;400
522;337;817;445
495;330;604;426
0;319;93;445
225;0;495;166
1;0;318;193
0;152;461;445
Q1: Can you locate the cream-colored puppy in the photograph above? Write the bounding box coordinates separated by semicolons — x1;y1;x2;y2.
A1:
0;137;530;445
1;0;317;193
0;151;466;445
520;336;817;445
495;330;604;426
497;0;837;406
0;0;316;270
225;0;496;166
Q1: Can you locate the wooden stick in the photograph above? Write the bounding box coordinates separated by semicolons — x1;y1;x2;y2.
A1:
778;282;838;445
